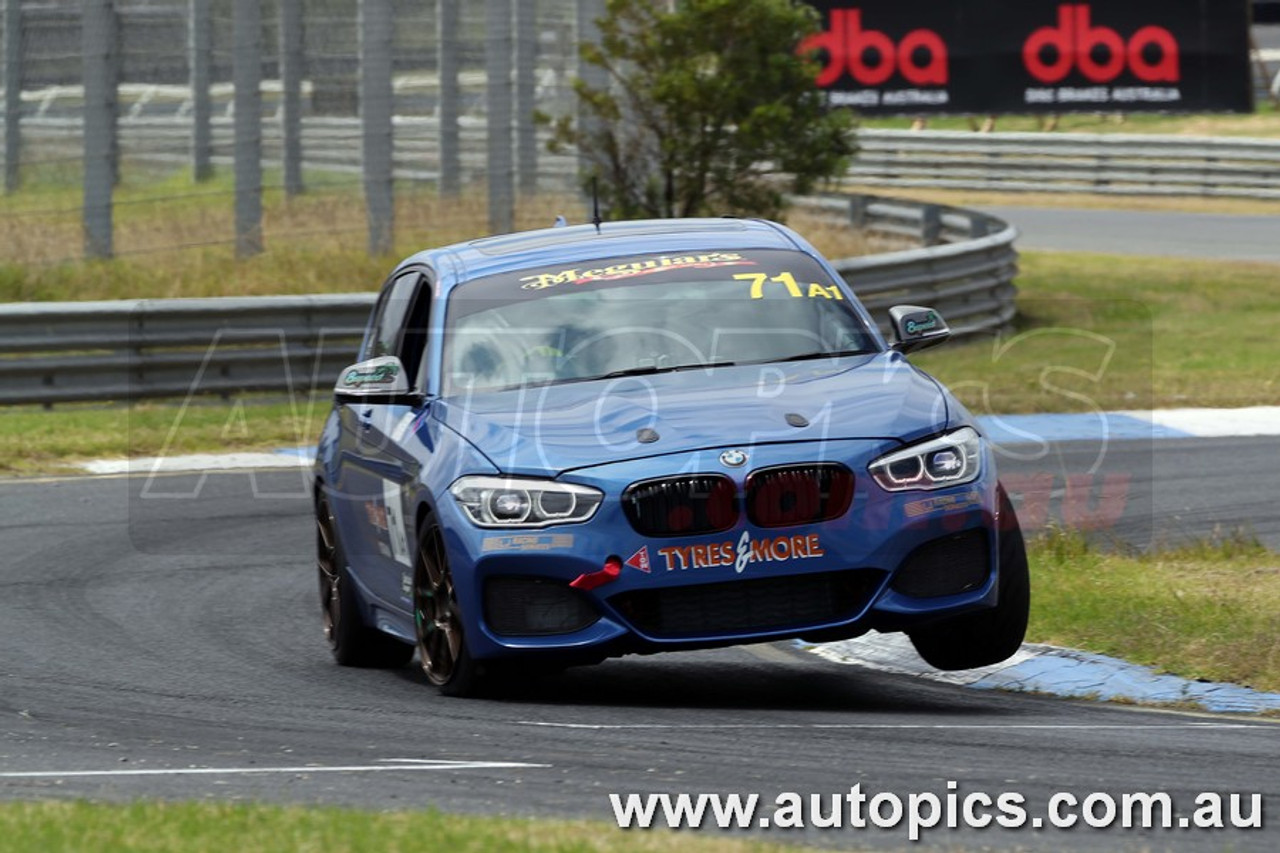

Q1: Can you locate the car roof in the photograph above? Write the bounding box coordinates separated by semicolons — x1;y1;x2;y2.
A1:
394;217;808;291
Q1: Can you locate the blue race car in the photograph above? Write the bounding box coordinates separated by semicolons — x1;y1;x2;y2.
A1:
313;217;1028;696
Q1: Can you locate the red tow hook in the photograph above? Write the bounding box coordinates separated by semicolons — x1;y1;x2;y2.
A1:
569;555;623;591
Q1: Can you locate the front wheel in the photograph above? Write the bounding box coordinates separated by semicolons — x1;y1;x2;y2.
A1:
316;494;413;668
908;484;1030;671
414;520;483;696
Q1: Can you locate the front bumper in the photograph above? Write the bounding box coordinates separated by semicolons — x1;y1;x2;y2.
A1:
441;439;1003;661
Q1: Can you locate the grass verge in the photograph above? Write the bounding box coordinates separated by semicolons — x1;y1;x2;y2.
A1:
0;801;810;853
912;250;1280;413
0;398;329;477
1027;529;1280;695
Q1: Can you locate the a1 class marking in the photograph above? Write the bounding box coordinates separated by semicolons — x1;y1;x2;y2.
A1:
734;272;844;301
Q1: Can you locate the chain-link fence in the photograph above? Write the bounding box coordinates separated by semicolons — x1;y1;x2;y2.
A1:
1;0;594;265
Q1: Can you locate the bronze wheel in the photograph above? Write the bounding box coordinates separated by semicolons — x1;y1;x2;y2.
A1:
413;521;480;695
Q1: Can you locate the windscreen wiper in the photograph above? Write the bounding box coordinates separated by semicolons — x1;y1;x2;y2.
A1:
597;361;736;380
770;348;872;363
494;361;739;392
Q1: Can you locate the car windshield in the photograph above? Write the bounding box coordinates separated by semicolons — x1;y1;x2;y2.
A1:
443;248;878;395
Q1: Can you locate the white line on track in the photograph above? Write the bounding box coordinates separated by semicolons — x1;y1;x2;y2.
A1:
0;760;549;780
519;721;1261;730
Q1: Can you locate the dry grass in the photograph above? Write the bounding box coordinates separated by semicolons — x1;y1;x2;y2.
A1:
0;169;870;303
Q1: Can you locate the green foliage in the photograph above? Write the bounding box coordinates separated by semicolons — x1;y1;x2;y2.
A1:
549;0;856;220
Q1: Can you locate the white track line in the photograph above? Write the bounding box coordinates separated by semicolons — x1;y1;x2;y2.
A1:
518;721;1260;730
0;760;549;780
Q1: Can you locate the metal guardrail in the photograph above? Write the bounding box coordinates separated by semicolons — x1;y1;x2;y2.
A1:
851;129;1280;200
793;195;1019;340
13;117;1280;199
0;294;371;406
0;196;1017;406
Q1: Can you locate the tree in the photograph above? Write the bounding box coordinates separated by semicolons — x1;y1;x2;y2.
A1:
549;0;856;220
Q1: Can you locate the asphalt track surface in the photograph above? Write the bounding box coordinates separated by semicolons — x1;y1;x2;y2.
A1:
0;442;1276;852
980;206;1280;263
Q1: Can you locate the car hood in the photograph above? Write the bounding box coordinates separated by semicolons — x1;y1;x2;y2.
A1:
434;352;950;477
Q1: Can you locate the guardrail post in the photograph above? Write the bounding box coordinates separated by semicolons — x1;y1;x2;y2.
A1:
576;0;606;187
436;0;460;197
189;0;212;182
279;0;303;196
515;0;538;195
848;194;867;228
486;0;515;234
3;0;21;192
233;0;263;257
360;0;394;254
920;204;942;246
83;0;117;260
129;310;144;407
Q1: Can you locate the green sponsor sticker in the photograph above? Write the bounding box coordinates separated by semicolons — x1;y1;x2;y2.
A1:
904;312;940;337
344;363;400;387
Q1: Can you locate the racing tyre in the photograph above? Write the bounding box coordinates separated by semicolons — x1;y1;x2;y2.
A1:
414;520;483;697
908;484;1030;671
316;494;414;668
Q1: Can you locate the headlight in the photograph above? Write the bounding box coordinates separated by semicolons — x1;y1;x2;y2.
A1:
449;476;604;528
869;427;982;492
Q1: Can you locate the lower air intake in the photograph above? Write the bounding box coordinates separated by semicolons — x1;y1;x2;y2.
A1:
484;577;599;636
609;570;884;639
891;529;990;598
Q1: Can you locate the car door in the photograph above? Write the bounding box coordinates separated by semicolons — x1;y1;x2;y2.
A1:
333;269;433;613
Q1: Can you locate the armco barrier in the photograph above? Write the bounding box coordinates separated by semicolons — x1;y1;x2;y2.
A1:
792;194;1019;340
0;196;1017;406
15;115;1280;199
0;294;371;406
851;129;1280;200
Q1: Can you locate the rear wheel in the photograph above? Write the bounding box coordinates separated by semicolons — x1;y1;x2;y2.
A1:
908;484;1030;671
414;520;482;696
316;494;413;668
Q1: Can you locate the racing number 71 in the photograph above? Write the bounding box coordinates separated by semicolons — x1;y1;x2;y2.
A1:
734;272;843;300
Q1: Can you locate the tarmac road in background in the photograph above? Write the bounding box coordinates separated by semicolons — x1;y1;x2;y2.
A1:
978;206;1280;263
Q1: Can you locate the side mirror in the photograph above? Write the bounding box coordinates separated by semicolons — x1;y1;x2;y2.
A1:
334;355;412;401
888;305;951;354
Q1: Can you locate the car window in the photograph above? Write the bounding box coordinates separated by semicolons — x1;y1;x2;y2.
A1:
362;271;432;388
442;249;877;395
